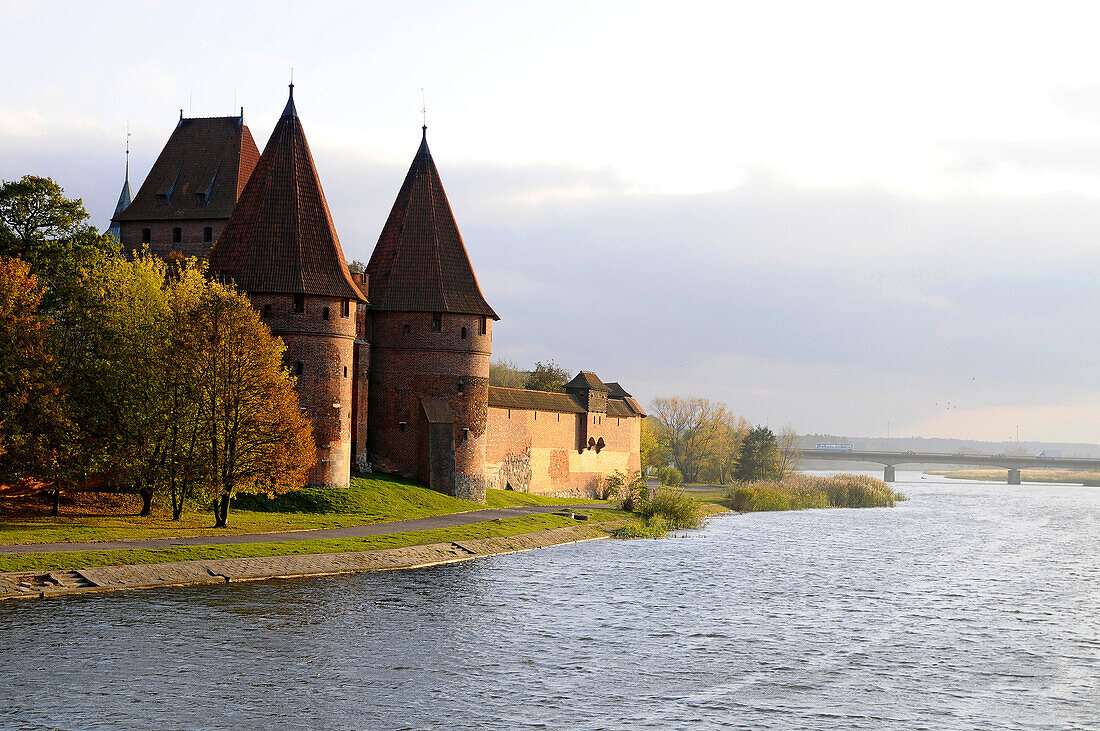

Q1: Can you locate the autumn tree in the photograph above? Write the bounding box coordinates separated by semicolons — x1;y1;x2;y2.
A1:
734;426;783;482
776;425;801;479
195;283;315;527
489;359;528;389
648;397;726;483
639;417;668;473
0;257;76;513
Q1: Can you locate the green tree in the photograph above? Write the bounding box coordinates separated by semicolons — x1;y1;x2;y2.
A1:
524;360;570;392
63;255;178;514
0;257;77;513
0;176;118;301
734;426;783;482
195;283;315;527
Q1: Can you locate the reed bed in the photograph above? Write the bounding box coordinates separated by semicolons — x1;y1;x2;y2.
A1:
728;473;906;512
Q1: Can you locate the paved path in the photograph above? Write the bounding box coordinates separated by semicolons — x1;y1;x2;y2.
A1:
0;504;607;555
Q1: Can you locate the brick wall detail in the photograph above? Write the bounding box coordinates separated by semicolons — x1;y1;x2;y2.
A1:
251;293;358;488
367;311;492;495
485;406;641;497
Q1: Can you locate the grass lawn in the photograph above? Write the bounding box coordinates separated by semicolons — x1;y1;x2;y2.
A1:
0;509;632;573
0;474;609;546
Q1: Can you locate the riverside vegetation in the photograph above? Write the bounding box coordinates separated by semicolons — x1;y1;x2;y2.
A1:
727;473;907;512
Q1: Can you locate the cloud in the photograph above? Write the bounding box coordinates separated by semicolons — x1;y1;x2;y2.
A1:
6;127;1100;441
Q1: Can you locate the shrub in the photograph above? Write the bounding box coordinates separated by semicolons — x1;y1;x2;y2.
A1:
605;470;648;512
638;486;704;530
727;473;906;512
658;466;683;487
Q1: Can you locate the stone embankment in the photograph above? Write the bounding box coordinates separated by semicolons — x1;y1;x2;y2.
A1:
0;523;616;601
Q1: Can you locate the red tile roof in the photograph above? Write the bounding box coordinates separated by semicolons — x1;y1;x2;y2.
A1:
207;88;365;301
564;371;611;392
114;115;259;222
366;128;497;318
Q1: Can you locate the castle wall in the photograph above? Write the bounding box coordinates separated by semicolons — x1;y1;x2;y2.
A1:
251;292;358;488
485;406;642;497
119;219;229;259
367;311;492;500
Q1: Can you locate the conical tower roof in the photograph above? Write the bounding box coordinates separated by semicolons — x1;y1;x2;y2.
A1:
208;86;364;301
366;127;497;318
105;157;132;239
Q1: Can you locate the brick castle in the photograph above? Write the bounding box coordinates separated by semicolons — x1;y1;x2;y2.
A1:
110;86;644;501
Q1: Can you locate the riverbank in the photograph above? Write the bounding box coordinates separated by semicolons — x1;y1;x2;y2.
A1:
0;475;601;546
0;520;625;601
929;469;1100;485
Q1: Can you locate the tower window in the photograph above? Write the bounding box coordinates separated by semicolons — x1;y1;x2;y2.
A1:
203;226;213;243
294;295;305;313
457;382;464;393
402;324;410;337
479;316;487;335
294;361;303;376
322;307;330;320
341;299;350;318
432;313;442;332
195;193;207;206
461;327;467;339
172;227;182;243
462;428;469;441
399;421;406;432
141;228;151;243
156;194;167;206
343;366;348;378
262;304;272;318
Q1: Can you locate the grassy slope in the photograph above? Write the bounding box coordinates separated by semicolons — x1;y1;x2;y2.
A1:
0;510;632;573
0;474;609;546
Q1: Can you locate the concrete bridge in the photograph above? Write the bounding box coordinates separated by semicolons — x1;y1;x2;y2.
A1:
798;449;1100;484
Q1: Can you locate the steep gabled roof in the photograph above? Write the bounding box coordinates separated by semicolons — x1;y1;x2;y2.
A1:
366;127;497;318
114;114;259;222
207;87;365;301
563;371;611;392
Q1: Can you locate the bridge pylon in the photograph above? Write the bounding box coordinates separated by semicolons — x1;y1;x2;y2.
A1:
883;465;896;482
1008;468;1021;485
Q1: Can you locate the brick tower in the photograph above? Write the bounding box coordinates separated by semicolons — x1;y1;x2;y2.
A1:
207;85;366;488
112;111;260;258
366;126;498;502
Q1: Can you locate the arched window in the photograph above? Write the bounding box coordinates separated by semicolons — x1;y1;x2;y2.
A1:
322;307;330;320
461;326;467;339
203;226;213;243
293;295;305;313
262;304;272;318
141;228;151;243
596;437;605;453
294;361;303;376
343;366;348;378
172;227;182;243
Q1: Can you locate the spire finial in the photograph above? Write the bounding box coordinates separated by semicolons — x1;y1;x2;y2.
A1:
420;86;426;128
125;121;130;183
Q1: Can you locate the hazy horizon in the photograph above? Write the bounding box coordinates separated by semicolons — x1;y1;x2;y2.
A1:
5;0;1100;442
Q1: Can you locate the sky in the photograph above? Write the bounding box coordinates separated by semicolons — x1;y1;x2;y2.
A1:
4;0;1100;442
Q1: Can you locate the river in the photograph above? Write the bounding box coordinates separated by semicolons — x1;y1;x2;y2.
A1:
1;472;1097;729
